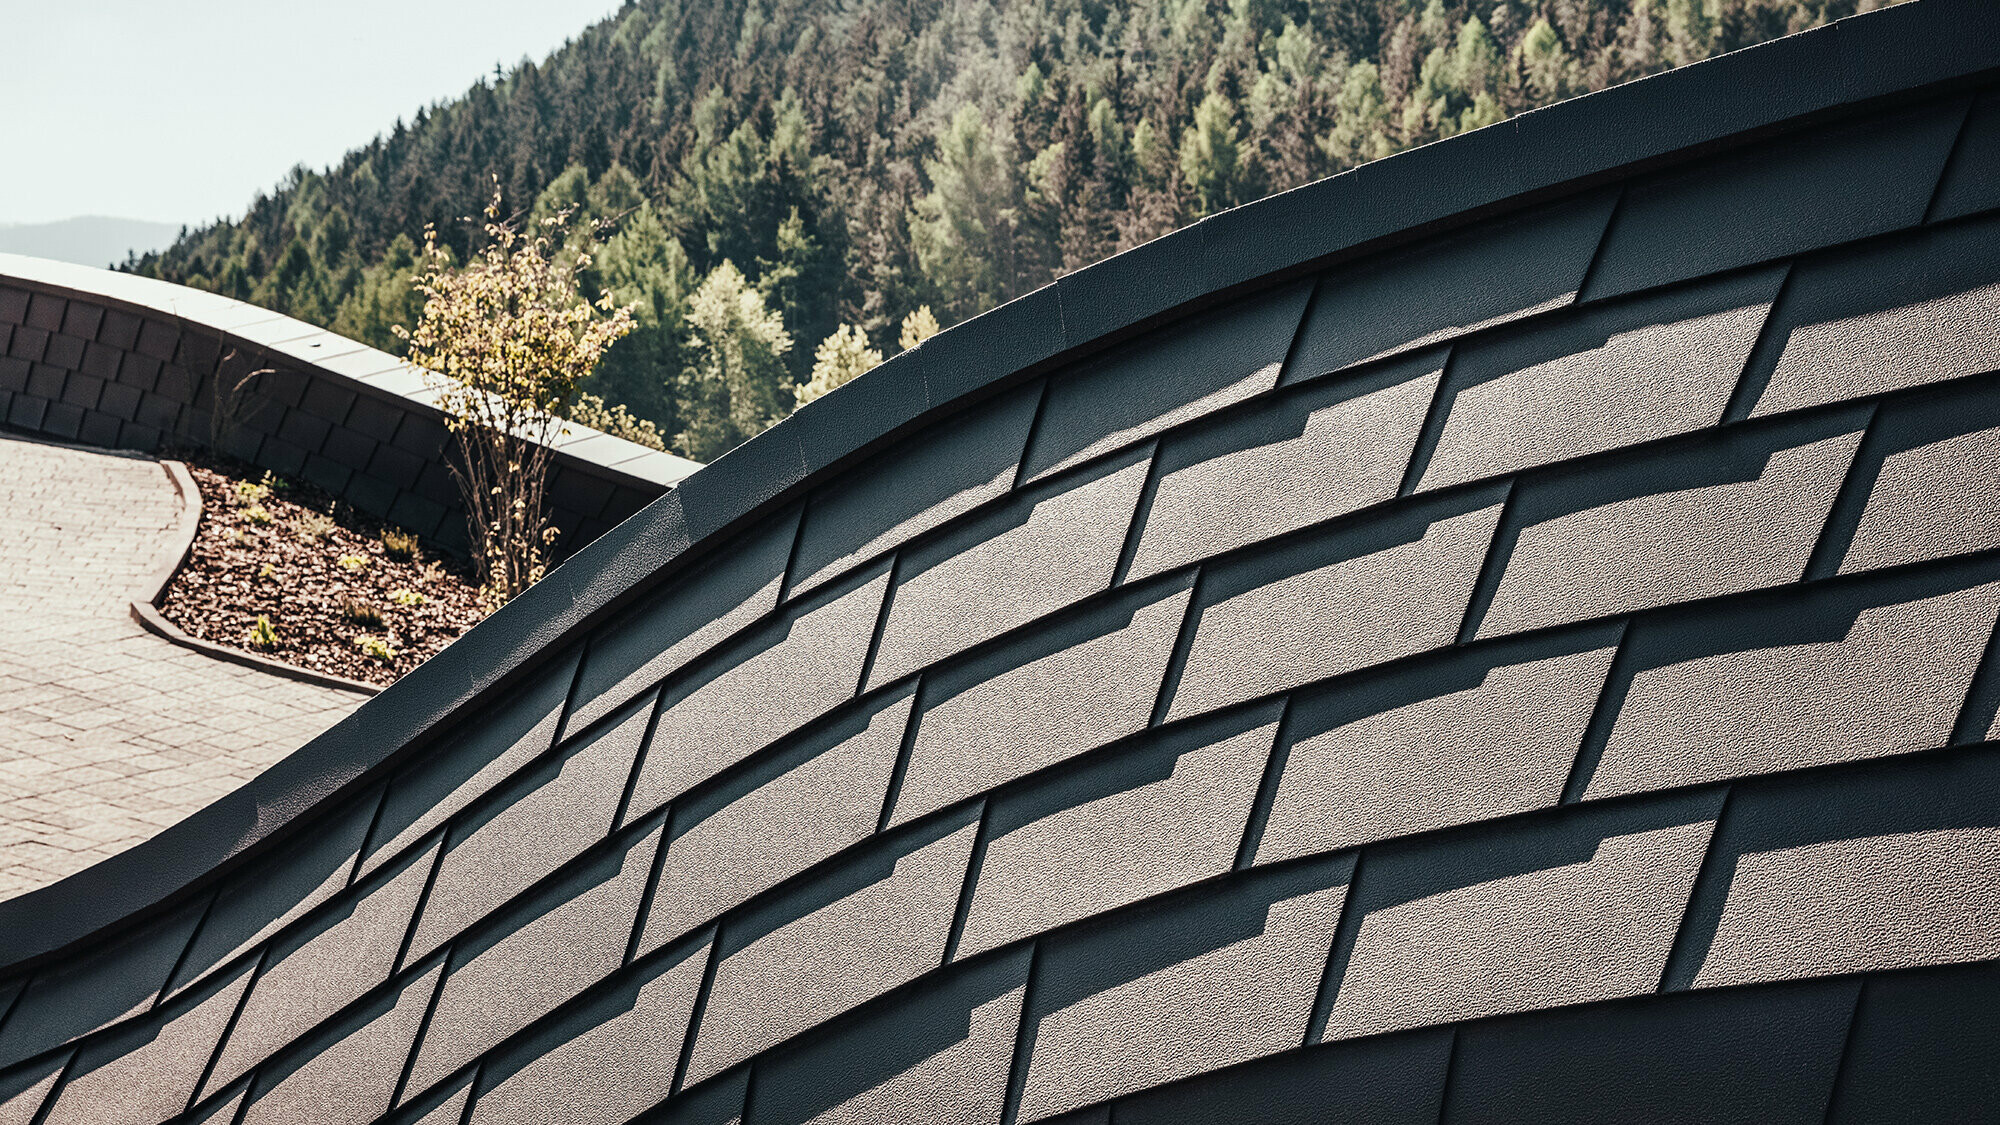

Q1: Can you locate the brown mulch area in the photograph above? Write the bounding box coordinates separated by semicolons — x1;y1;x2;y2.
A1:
158;454;489;686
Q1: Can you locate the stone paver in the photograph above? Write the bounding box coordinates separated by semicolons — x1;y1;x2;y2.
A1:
0;435;364;901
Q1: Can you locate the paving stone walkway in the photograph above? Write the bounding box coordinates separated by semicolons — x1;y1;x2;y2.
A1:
0;434;364;900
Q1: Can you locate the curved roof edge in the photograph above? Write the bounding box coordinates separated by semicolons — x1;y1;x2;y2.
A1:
0;252;704;491
0;0;1991;969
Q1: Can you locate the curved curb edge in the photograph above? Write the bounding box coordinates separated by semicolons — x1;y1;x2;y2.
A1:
129;459;380;698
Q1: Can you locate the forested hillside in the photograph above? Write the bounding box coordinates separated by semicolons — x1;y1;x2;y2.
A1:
127;0;1889;460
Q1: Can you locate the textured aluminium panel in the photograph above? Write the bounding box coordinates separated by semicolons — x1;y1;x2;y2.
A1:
1471;410;1866;637
202;841;439;1100
1837;381;2000;574
1127;349;1443;581
564;512;797;739
406;825;662;1098
747;948;1030;1125
1257;631;1619;864
1020;281;1312;482
1580;96;1966;301
405;698;650;963
888;575;1196;828
866;446;1151;689
1442;980;1855;1125
955;702;1280;957
1418;265;1785;491
1745;213;2000;417
466;933;709;1125
681;810;980;1084
1585;565;2000;800
1283;192;1618;384
1323;790;1722;1040
626;562;892;821
1016;855;1354;1122
789;381;1042;598
1164;492;1504;722
639;686;915;947
1681;751;2000;990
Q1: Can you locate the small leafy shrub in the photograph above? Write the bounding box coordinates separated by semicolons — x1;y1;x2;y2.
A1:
257;563;276;581
233;479;270;507
292;511;336;542
355;635;398;663
381;528;420;561
390;588;427;607
245;615;278;651
337;554;369;572
342;599;385;627
243;504;273;526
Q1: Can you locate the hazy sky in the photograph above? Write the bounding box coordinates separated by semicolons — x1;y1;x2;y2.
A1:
0;0;625;228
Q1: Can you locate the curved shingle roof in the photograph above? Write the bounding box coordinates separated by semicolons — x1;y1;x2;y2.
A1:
1;2;1997;1119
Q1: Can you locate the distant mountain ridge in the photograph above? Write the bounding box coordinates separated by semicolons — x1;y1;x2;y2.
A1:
0;216;181;269
125;0;1885;461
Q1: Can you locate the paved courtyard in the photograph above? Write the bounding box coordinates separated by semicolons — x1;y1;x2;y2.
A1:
0;434;363;900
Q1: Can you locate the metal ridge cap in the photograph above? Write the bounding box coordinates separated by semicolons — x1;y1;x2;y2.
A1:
0;0;1992;970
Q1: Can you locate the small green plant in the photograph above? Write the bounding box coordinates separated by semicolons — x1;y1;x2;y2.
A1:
390;588;427;607
257;563;276;581
243;504;273;526
342;598;385;627
381;528;420;561
337;554;369;572
246;615;278;651
355;635;398;663
233;478;270;507
292;511;337;542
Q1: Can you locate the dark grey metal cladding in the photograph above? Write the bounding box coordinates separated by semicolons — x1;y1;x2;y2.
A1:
1667;748;2000;992
1441;978;1857;1124
1739;211;2000;418
1282;191;1617;385
1930;88;2000;224
1831;376;2000;575
640;684;915;947
200;841;438;1102
38;961;252;1125
1467;406;1868;638
887;573;1195;829
404;696;650;963
2;11;1999;1124
1580;557;2000;801
1113;1027;1453;1125
1127;348;1443;581
563;510;797;739
1162;487;1506;723
1828;959;2000;1122
357;648;580;880
955;701;1282;958
624;559;891;823
1579;94;1969;302
678;806;979;1085
1014;854;1354;1121
464;931;710;1125
789;380;1043;599
1019;280;1312;483
405;824;662;1100
745;947;1030;1125
1417;265;1786;492
1321;789;1723;1041
1255;626;1621;865
866;444;1152;690
236;960;443;1125
0;896;205;1070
